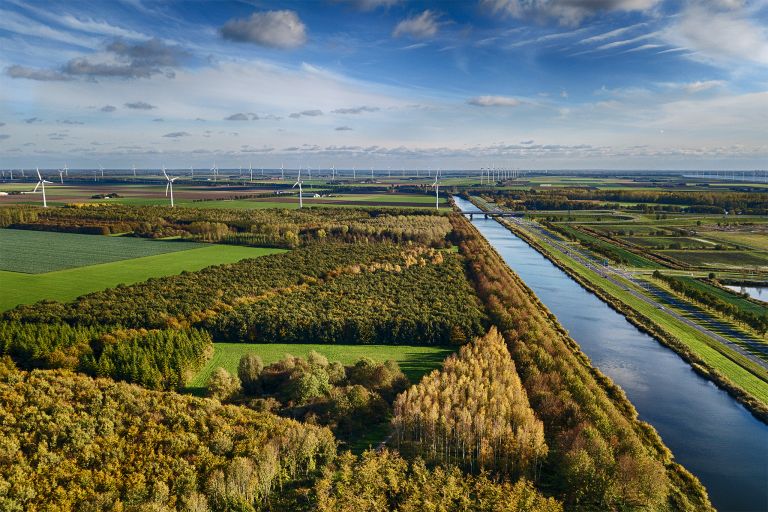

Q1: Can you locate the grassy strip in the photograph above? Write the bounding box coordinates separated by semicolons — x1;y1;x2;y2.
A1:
0;245;284;311
498;218;768;422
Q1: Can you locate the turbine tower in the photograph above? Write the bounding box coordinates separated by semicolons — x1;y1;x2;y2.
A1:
34;168;53;208
292;169;303;208
163;166;179;207
281;163;285;180
432;174;439;210
249;162;253;182
132;164;137;177
63;164;68;177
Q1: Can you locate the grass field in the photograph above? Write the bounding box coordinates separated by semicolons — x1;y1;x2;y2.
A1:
661;250;768;268
0;245;283;311
187;342;453;393
703;231;768;251
675;277;768;317
0;229;206;273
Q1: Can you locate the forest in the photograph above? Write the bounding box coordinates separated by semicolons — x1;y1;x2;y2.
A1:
0;358;563;512
0;204;453;247
0;206;717;511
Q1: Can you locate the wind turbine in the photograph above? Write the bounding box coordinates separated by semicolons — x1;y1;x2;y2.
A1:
9;169;13;180
281;163;285;180
133;164;137;177
190;165;194;178
57;168;65;184
353;166;356;180
34;168;53;208
99;164;104;179
21;168;25;178
292;169;303;208
249;162;253;182
432;174;439;210
211;161;218;181
63;164;68;177
163;166;179;207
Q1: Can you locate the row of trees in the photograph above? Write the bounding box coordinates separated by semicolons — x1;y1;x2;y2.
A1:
450;214;712;511
654;272;768;334
482;188;767;213
208;252;487;346
313;450;563;512
393;327;547;479
0;359;336;512
0;321;211;390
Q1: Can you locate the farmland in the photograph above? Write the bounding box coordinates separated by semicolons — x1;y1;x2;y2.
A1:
0;244;282;311
0;228;205;273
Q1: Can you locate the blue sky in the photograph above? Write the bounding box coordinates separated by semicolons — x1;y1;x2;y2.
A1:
1;0;767;169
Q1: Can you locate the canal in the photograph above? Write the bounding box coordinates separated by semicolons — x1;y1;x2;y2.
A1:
454;196;768;512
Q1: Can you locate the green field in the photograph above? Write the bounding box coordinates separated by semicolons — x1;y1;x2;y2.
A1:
187;342;453;393
0;229;206;273
0;245;283;311
661;250;768;268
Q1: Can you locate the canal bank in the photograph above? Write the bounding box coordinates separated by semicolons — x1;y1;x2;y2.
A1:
454;196;768;512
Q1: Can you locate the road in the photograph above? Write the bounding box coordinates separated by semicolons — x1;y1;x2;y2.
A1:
471;198;768;371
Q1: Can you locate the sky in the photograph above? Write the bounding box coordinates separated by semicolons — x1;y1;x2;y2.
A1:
1;0;767;170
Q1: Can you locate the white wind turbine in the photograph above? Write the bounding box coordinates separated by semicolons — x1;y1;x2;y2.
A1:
211;161;218;181
190;165;194;178
99;164;104;178
281;163;285;180
163;166;179;207
249;162;253;182
292;169;303;208
133;164;137;177
432;174;440;210
57;168;65;184
34;168;53;208
63;164;68;177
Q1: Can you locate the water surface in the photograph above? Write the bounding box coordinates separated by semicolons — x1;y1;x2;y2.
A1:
726;285;768;303
454;197;768;512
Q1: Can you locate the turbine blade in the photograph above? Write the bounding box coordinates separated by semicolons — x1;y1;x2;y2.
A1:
36;168;42;180
165;182;170;196
33;182;40;193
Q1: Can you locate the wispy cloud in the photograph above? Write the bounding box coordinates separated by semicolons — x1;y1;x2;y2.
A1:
162;131;190;138
289;109;324;118
467;95;522;107
393;10;440;39
331;106;380;114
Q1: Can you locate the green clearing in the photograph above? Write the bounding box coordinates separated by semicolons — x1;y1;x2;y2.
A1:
0;245;283;311
187;342;453;393
703;231;768;251
0;228;205;273
660;250;768;268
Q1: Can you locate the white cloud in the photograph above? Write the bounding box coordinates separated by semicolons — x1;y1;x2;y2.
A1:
220;10;307;49
481;0;660;26
467;95;522;107
662;4;768;67
393;10;440;39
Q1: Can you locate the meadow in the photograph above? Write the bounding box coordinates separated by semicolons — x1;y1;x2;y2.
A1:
187;342;453;393
0;228;205;273
0;244;282;311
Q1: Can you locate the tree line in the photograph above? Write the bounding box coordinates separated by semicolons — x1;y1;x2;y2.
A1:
653;272;768;334
449;214;712;512
0;321;211;390
393;327;547;479
481;188;768;214
0;204;453;247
